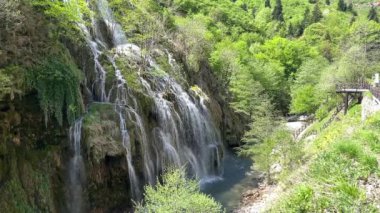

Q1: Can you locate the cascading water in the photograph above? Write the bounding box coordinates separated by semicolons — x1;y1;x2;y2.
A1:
141;77;223;179
67;119;85;213
66;0;143;198
66;0;224;202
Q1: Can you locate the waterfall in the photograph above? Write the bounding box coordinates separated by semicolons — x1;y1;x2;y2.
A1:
65;0;224;202
141;78;223;179
65;0;143;199
67;119;85;213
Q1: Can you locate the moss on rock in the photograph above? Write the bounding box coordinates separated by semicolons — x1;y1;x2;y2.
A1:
83;103;125;164
0;94;66;212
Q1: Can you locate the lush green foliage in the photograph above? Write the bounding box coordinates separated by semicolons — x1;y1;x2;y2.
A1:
241;126;303;182
0;0;87;124
30;0;91;40
1;0;380;211
104;0;380;118
27;55;83;125
135;169;223;213
0;66;24;100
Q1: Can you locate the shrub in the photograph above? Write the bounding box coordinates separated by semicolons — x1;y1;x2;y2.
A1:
135;169;223;213
284;185;314;211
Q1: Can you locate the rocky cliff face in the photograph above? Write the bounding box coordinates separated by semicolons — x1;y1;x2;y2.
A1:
0;94;68;212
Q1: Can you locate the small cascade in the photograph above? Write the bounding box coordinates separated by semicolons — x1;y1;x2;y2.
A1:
80;23;108;102
116;104;141;198
67;119;85;213
63;0;108;102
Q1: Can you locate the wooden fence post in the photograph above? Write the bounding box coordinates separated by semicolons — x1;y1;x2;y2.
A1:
344;93;349;115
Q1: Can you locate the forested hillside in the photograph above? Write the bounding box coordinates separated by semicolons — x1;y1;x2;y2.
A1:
0;0;380;212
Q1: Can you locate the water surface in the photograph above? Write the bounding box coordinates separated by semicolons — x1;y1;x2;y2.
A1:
201;150;259;212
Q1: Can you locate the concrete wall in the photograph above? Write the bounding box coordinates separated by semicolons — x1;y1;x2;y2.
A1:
362;95;380;121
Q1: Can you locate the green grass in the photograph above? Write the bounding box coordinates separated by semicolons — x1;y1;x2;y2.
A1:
270;105;380;212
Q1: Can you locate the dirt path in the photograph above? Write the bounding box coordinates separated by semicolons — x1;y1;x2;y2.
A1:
234;184;282;213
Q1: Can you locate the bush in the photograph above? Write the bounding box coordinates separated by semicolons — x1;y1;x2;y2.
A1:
315;104;329;120
284;185;314;211
135;169;223;213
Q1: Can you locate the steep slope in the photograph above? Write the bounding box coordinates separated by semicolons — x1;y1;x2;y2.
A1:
240;104;380;212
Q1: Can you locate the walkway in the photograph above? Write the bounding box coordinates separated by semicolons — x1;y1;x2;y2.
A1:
336;80;380;114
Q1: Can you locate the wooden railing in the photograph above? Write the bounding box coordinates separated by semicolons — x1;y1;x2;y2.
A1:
336;79;380;102
295;98;353;140
293;119;313;139
336;81;371;91
294;79;380;140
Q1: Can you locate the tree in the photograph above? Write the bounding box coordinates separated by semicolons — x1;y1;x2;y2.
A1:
135;169;222;213
240;126;298;183
300;7;311;34
368;7;379;23
175;16;212;72
31;0;92;41
347;3;353;11
241;3;248;11
288;23;296;37
265;0;271;8
291;85;319;114
337;0;347;11
272;0;284;22
255;37;314;79
350;15;356;25
230;68;270;118
252;7;258;17
325;0;330;5
311;3;323;23
290;57;328;114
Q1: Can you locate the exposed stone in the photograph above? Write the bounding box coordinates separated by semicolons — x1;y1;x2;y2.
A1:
0;94;67;212
362;96;380;121
270;163;282;175
83;103;125;163
359;175;380;210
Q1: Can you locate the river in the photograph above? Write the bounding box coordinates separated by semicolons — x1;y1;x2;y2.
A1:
201;150;259;212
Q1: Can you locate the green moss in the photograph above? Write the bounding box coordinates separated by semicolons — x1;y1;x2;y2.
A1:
0;66;24;101
134;91;155;115
18;144;57;211
98;52;116;93
150;67;168;78
83;103;124;163
0;151;56;212
0;179;35;212
114;57;143;92
155;53;172;74
190;85;209;100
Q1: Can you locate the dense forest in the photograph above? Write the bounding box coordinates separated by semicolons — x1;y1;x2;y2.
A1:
1;0;380;212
